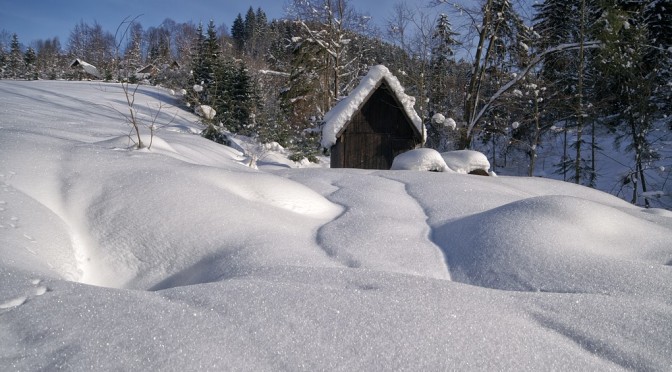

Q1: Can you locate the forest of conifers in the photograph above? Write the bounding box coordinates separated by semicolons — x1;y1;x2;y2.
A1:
1;0;670;207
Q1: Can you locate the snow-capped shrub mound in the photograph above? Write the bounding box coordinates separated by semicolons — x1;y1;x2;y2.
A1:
195;105;216;120
432;113;446;124
443;117;457;130
432;114;457;130
264;142;285;152
391;148;450;172
441;150;491;174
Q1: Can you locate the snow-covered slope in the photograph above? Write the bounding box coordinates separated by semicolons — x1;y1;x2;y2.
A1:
1;81;671;370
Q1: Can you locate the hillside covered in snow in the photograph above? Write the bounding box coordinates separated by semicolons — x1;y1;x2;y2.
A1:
1;81;671;370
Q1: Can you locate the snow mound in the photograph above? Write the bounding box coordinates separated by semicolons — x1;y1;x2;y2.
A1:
211;172;343;219
391;148;450;172
434;194;672;295
391;149;491;174
2;80;672;371
441;150;491;174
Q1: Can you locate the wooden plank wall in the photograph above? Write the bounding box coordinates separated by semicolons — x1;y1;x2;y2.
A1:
330;82;422;169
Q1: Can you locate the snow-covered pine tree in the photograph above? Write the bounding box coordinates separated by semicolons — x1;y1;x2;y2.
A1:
251;7;270;59
8;33;23;79
593;0;668;206
427;13;460;151
187;23;208;107
279;31;325;161
189;21;225;108
123;22;144;81
243;7;257;44
231;63;259;135
231;14;246;52
644;0;672;122
23;46;37;80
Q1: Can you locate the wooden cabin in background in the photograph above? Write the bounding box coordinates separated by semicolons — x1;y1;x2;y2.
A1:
321;65;425;170
69;59;101;80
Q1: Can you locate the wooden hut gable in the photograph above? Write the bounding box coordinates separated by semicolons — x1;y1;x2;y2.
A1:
135;64;158;79
322;65;426;170
322;65;425;148
69;59;101;79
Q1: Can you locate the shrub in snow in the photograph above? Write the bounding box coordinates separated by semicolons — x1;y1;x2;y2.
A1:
441;150;491;175
264;142;284;152
195;105;216;120
391;148;450;172
431;114;457;131
443;118;457;130
200;125;230;145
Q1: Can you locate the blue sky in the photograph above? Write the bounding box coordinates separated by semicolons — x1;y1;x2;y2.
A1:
0;0;399;47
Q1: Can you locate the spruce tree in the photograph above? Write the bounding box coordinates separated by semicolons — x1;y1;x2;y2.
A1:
427;13;460;151
644;0;672;121
188;23;208;105
8;33;23;79
23;47;37;80
244;7;257;45
593;0;668;206
231;14;246;52
123;22;143;80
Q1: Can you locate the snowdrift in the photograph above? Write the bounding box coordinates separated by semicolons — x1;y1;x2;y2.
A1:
1;81;671;370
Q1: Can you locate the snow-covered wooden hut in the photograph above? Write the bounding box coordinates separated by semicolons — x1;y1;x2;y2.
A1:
135;64;158;80
69;59;101;80
321;65;426;169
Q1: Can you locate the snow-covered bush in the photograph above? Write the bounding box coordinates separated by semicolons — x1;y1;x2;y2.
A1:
391;149;450;172
431;113;457;130
195;105;216;120
441;150;491;175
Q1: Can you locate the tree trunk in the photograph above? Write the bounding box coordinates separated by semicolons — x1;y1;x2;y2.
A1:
574;0;586;185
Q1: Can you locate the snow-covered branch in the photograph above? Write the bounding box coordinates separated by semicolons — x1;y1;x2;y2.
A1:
466;41;602;137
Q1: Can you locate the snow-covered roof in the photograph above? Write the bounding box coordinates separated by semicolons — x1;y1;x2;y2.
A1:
321;65;425;148
70;59;101;79
136;64;157;74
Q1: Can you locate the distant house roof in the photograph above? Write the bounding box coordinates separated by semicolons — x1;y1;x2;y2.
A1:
321;65;424;149
136;64;157;74
70;59;101;79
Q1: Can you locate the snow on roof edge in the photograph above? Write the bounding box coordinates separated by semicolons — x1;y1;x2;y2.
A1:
70;58;102;78
321;65;425;148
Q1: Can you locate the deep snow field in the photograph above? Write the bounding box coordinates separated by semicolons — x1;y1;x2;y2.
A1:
1;80;671;371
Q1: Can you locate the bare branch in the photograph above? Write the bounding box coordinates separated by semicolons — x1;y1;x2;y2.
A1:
466;41;602;137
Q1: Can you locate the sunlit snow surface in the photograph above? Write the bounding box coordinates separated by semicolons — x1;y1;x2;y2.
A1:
1;81;671;370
